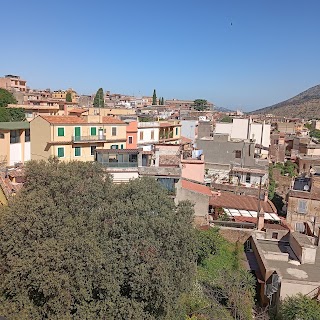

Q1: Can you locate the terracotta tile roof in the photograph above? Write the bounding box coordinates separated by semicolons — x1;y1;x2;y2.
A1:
181;136;192;144
233;216;257;224
210;191;276;213
263;223;289;230
159;122;181;127
181;179;212;196
40;115;86;124
102;116;126;125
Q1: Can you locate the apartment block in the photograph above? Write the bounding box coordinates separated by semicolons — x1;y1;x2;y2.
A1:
30;115;127;162
0;75;27;92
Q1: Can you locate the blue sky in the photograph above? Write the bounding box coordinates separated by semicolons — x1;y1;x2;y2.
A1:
1;0;320;111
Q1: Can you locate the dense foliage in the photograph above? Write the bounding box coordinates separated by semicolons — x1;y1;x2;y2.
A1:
193;99;209;111
273;161;297;178
0;160;195;319
277;294;320;320
66;91;72;102
220;116;233;123
0;88;25;122
181;228;255;320
93;88;104;108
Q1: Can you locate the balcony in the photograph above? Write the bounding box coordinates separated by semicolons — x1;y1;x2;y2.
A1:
72;135;106;143
99;162;138;168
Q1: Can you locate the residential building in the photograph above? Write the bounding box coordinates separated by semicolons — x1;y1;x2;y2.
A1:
286;175;320;235
137;121;181;147
0;167;24;205
30;115;127;162
215;118;271;157
245;231;320;310
269;132;286;163
52;89;78;103
126;121;138;149
0;75;27;92
180;120;198;142
0;122;31;166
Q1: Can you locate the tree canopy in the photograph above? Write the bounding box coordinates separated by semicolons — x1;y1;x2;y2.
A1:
193;99;209;111
66;91;72;102
220;116;233;123
0;88;17;108
0;88;25;122
0;160;195;319
93;88;104;108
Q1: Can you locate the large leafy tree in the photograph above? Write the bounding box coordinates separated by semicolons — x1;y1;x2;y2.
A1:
193;99;209;111
0;160;195;319
0;88;17;108
0;88;25;122
93;88;104;108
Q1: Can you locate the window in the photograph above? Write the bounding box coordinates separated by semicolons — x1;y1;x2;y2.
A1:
272;232;278;239
57;147;64;158
74;147;81;157
297;199;307;214
151;130;154;140
128;136;133;144
235;150;241;158
120;144;124;149
91;127;97;136
0;133;4;139
140;131;144;140
25;129;30;142
10;130;20;144
57;127;64;137
111;145;119;149
175;127;178;135
246;173;250;183
90;146;97;156
112;127;117;136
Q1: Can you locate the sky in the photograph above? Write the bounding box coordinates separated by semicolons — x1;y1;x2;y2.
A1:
1;0;320;111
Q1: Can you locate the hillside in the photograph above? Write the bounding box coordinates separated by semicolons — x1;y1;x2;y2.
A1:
251;84;320;118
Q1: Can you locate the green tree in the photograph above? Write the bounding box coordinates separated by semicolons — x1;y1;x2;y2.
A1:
161;97;164;105
0;160;195;319
93;88;104;108
152;89;157;105
66;91;72;102
0;88;17;108
193;99;208;111
158;98;161;105
277;294;320;320
220;116;233;123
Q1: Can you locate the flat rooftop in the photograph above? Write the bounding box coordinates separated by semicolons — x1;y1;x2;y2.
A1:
257;239;320;283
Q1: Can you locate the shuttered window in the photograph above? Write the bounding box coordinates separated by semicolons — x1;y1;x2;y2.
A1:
57;127;64;136
297;200;307;214
57;147;64;158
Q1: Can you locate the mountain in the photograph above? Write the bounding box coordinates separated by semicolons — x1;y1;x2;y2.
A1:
251;84;320;118
214;106;234;112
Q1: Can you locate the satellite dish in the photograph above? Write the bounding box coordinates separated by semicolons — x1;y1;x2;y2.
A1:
310;168;316;175
303;185;310;191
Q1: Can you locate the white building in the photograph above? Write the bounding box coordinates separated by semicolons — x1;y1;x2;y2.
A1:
215;118;270;157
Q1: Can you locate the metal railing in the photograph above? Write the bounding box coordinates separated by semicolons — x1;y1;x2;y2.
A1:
72;135;106;142
99;162;138;168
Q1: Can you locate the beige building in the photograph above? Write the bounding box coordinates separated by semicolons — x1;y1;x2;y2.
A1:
30;115;127;162
0;75;27;92
0;122;31;167
52;89;78;103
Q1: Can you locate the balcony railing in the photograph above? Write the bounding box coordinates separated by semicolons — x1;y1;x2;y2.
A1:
72;135;106;142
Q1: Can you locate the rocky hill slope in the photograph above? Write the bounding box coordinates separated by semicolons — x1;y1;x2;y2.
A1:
251;84;320;118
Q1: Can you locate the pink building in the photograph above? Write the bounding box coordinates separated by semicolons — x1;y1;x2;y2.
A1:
0;75;27;92
126;121;138;149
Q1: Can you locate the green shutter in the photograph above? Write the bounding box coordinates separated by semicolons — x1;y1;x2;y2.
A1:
58;127;64;136
91;127;97;136
175;127;178;135
75;147;81;157
120;144;124;149
57;147;64;157
74;127;81;137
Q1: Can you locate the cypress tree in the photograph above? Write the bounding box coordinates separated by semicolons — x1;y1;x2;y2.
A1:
93;88;104;108
152;89;157;105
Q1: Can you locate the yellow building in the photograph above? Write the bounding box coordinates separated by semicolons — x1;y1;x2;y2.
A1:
30;115;127;162
52;89;78;103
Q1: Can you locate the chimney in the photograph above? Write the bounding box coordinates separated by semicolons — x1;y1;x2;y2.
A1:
258;207;265;231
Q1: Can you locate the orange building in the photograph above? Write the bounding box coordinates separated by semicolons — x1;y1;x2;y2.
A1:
126;121;138;149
